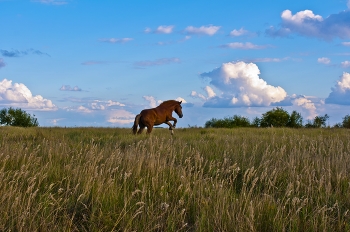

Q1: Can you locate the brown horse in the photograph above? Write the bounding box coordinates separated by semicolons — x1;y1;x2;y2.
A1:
132;100;183;134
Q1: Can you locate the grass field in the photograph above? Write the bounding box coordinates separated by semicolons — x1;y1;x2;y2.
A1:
0;126;349;231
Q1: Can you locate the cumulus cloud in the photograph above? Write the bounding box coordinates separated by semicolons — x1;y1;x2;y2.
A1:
220;42;267;50
292;96;317;119
185;25;221;36
0;79;57;110
107;109;135;124
60;85;82;91
266;9;350;40
99;38;133;43
134;57;180;67
318;57;331;64
143;96;159;108
191;86;217;100
196;61;287;107
0;58;5;68
325;72;350;105
341;61;350;68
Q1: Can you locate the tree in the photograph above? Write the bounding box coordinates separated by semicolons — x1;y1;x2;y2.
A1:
228;115;251;127
260;107;290;127
287;110;303;128
0;107;39;127
251;117;261;127
342;114;350;128
305;114;329;128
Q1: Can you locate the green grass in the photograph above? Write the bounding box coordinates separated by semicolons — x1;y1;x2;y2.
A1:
0;126;349;231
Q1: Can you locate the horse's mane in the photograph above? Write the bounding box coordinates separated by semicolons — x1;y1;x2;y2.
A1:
158;100;179;108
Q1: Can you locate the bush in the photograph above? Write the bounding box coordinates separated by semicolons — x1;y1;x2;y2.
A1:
0;107;39;127
205;115;251;128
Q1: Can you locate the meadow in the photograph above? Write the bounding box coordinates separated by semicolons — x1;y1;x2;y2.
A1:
0;126;349;231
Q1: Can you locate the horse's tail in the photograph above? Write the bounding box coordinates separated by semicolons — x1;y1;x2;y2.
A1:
132;114;141;134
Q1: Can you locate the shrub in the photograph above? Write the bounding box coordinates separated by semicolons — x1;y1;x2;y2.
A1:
205;115;251;128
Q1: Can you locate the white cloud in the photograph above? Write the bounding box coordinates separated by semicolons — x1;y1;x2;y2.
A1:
106;100;125;107
185;25;221;36
175;97;187;103
204;86;216;98
221;42;266;50
99;38;133;43
342;42;350;46
191;86;216;100
75;105;92;113
107;109;135;124
143;96;159;108
325;72;350;105
60;85;82;91
191;91;206;100
229;28;248;37
282;9;323;24
0;79;57;111
144;27;152;33
318;57;331;64
156;25;174;34
341;61;350;68
144;25;174;34
266;9;350;40
197;61;287;107
348;0;350;9
65;99;126;114
292;96;317;119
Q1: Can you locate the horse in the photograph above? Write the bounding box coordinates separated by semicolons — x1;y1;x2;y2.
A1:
132;100;183;134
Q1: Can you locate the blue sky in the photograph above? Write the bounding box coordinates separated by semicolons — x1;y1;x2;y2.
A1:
1;0;350;127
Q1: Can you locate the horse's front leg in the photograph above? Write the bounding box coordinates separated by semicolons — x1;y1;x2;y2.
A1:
167;117;177;128
165;121;174;130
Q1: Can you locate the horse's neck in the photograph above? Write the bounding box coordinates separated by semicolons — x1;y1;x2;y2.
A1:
157;103;175;112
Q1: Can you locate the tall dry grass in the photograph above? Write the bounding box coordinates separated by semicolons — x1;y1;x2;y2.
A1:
0;126;349;231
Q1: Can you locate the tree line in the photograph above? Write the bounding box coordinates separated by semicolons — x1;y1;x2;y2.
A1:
205;107;350;129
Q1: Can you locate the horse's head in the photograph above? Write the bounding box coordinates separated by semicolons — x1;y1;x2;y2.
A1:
174;101;183;118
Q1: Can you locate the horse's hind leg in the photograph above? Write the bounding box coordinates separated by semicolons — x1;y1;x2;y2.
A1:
138;124;146;134
146;125;154;134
